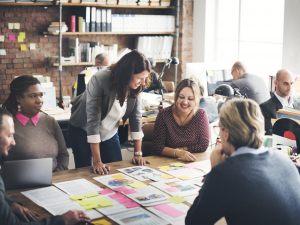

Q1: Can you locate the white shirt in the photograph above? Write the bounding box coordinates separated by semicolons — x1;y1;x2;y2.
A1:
274;92;294;108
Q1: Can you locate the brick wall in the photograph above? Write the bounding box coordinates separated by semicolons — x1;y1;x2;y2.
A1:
0;1;193;104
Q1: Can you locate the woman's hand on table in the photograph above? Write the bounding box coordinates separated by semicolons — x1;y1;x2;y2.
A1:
92;161;110;175
132;156;150;166
176;149;197;162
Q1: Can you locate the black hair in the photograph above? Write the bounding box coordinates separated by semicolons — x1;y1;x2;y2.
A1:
110;50;151;106
3;75;40;115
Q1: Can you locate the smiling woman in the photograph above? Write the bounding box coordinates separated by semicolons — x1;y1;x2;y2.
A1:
69;50;151;174
2;75;69;172
153;79;210;162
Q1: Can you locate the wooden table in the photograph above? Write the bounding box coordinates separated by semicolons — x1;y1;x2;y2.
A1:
7;153;226;225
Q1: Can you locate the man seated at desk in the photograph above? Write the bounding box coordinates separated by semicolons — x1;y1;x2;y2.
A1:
260;69;300;135
0;107;89;225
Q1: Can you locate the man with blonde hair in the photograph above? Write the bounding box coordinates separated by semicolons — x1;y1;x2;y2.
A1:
260;69;300;134
230;61;270;104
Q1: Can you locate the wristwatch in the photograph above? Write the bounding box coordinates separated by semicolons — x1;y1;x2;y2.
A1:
134;151;143;156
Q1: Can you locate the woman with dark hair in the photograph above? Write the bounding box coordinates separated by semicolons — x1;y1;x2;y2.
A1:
2;75;69;171
153;78;210;161
69;50;151;173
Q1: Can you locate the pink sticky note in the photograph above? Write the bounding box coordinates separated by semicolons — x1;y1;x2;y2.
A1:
8;34;16;41
123;201;140;208
100;188;114;195
166;187;180;192
114;196;131;203
110;193;125;199
113;187;136;194
154;204;185;218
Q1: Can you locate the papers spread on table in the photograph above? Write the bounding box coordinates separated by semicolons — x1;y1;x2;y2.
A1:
21;161;210;224
21;186;103;220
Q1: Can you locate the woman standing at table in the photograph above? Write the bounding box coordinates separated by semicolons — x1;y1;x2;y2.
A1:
69;50;150;173
186;99;300;225
3;75;69;171
153;78;210;161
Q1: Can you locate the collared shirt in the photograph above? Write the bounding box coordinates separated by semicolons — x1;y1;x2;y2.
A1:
231;146;269;157
15;112;40;127
274;92;294;108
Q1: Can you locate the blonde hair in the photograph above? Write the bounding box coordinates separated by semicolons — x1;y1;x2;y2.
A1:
174;79;200;111
219;98;264;149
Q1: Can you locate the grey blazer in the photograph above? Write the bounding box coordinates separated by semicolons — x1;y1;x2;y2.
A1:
70;69;143;137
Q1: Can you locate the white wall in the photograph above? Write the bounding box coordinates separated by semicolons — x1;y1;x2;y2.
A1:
282;0;300;75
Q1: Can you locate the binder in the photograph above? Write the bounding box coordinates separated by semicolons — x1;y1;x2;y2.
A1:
101;9;107;32
96;9;101;32
85;7;90;32
107;9;112;32
91;7;96;32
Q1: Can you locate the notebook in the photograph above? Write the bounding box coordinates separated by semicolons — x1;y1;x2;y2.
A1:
1;158;53;190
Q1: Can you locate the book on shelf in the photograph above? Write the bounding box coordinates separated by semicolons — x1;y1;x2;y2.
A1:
85;6;90;32
106;0;117;5
90;7;96;32
160;0;171;6
70;15;76;32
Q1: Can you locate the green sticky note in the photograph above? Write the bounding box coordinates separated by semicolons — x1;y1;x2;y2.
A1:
19;32;26;38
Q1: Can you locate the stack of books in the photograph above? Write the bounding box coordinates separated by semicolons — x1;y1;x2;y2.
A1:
138;0;149;6
149;0;160;6
47;22;68;35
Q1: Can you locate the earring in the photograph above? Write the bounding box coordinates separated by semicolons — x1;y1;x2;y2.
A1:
17;104;21;112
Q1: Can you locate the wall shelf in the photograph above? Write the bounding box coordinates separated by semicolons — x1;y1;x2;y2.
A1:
51;31;175;36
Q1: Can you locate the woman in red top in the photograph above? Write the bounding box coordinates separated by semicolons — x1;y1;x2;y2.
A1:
153;79;210;161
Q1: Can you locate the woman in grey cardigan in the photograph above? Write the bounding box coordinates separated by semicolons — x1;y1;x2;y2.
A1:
69;50;151;174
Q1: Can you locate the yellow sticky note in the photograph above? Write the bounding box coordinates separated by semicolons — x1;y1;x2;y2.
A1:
0;35;5;42
171;162;185;167
128;181;147;189
168;196;185;204
92;218;112;225
14;23;20;29
19;32;26;39
84;192;99;198
81;202;98;210
17;35;24;43
159;166;171;171
20;44;27;51
69;194;85;201
98;198;113;207
161;174;173;179
29;43;36;50
111;174;125;179
178;175;191;180
8;23;14;29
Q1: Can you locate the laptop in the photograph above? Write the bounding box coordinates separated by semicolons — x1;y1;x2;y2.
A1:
1;158;53;190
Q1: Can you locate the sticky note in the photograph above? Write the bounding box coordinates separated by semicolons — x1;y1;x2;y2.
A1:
8;34;16;41
14;23;20;29
29;43;36;50
69;194;85;200
100;188;114;195
113;187;136;194
0;49;7;56
178;175;191;180
20;44;27;51
128;181;147;189
0;35;5;42
111;174;125;179
17;35;24;43
171;162;185;167
19;32;26;38
166;186;180;192
84;192;99;198
159;166;171;171
8;23;14;29
92;218;112;225
123;201;139;208
154;204;185;217
168;196;185;204
161;174;173;179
